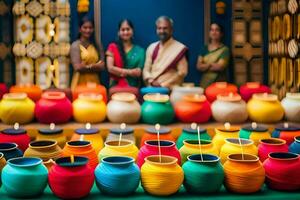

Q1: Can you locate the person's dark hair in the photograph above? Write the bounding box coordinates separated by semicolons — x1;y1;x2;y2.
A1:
210;22;224;34
115;19;134;66
78;16;97;47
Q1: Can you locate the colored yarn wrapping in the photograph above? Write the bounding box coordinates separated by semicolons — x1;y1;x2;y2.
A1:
272;129;300;145
141;155;184;196
183;154;224;194
0;131;30;152
176;128;211;149
140;127;175;148
212;127;240;151
205;82;238;102
0;83;8;99
137;140;181;168
10;84;42;102
71;132;104;154
239;128;271;146
263;152;300;191
258;138;289;162
239;83;271;102
35;92;73;124
224;154;265;194
289;136;300;154
72;84;107;102
0;143;23;160
95;156;140;196
24;140;62;161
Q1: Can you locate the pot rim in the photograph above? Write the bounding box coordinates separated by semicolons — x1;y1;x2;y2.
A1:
0;142;19;151
42;91;65;100
78;93;103;101
259;138;286;145
172;86;203;93
246;82;260;89
29;140;57;149
286;92;300;100
215;82;228;88
3;92;27;100
101;156;135;165
145;140;175;148
38;127;63;135
183;127;207;134
104;139;134;148
0;152;3;160
182;94;207;103
227;153;259;163
111;92;136;102
143;93;169;103
187;154;220;163
225;138;254;146
268;152;299;161
55;156;89;167
252;93;278;101
295;136;300;143
183;139;212;146
67;140;91;148
144;155;178;165
216;93;241;102
7;157;42;167
216;126;240;132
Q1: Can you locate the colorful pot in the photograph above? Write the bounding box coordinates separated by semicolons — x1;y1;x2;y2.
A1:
137;140;181;168
140;126;175;148
247;93;284;123
107;92;141;123
95;156;140;196
174;94;211;123
205;82;238;102
272;123;300;145
48;156;94;199
71;127;104;153
141;93;174;124
72;83;108;103
224;154;265;193
140;87;169;97
73;93;106;123
0;93;35;124
183;154;224;194
212;126;240;151
220;138;258;164
10;84;42;102
1;157;48;198
108;85;139;99
62;141;99;169
239;82;271;102
141;155;183;196
170;85;204;105
239;123;271;146
0;143;23;160
289;136;300;154
0;153;6;186
176;127;211;149
99;140;139;161
0;127;30;152
281;93;300;122
0;83;8;99
35;92;73;124
263;152;300;191
106;127;135;144
37;126;66;148
211;93;248;123
258;138;289;162
24;140;62;161
179;140;219;164
45;87;73;102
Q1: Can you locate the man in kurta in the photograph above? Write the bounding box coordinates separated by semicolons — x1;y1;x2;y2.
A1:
143;16;188;89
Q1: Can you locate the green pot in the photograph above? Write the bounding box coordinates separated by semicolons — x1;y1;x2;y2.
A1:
141;100;174;125
183;154;224;194
176;127;211;149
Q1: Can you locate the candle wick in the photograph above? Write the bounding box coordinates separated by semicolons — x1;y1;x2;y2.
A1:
197;126;203;161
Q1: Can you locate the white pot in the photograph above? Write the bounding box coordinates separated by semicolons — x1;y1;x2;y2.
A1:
170;85;203;105
281;93;300;122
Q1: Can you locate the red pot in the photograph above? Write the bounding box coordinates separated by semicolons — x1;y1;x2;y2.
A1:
174;94;211;123
140;127;175;148
263;152;300;191
205;82;238;102
0;83;8;99
258;138;288;162
239;82;271;102
0;128;30;152
72;83;107;103
49;156;94;199
137;140;181;168
35;92;73;124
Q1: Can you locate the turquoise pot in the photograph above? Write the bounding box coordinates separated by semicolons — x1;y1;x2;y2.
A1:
289;136;300;154
1;157;48;198
141;100;174;125
176;127;211;149
140;87;169;97
95;156;140;196
182;154;224;194
0;142;23;160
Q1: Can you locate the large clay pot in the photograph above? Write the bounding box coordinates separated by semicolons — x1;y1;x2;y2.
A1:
170;85;204;105
212;125;240;151
35;92;73;124
106;127;136;144
48;156;94;199
281;93;300;122
224;154;265;194
1;157;48;198
205;82;238;102
0;127;30;152
37;126;66;148
0;83;8;99
0;93;35;124
258;138;288;162
247;93;284;123
137;140;181;168
272;123;300;145
73;93;106;123
174;94;211;123
179;140;219;164
72;82;107;102
10;84;42;102
239;123;271;146
289;136;300;154
95;156;140;196
0;153;6;186
263;152;300;191
24;140;62;161
176;127;211;149
140;86;169;97
108;85;139;99
141;155;183;196
183;154;224;194
0;143;23;160
239;82;271;102
107;92;141;123
140;126;175;148
219;138;258;164
141;93;174;124
211;93;248;123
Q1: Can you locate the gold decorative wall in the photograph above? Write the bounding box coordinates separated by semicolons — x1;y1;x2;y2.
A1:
232;0;264;86
269;0;300;99
12;0;71;89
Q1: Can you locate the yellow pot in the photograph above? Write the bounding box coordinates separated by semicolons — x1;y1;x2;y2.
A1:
141;155;184;196
212;126;240;151
179;140;219;164
36;127;67;148
220;138;258;164
98;140;139;161
247;93;284;123
0;93;35;124
73;93;106;123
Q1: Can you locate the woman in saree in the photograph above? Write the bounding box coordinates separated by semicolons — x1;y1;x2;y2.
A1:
197;23;230;88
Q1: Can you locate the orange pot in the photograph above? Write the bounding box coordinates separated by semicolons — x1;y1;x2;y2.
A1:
140;127;175;148
10;84;42;102
72;83;107;103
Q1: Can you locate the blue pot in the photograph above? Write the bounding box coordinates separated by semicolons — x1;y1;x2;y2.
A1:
95;156;140;196
1;157;48;198
140;87;169;97
289;136;300;154
0;142;23;160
